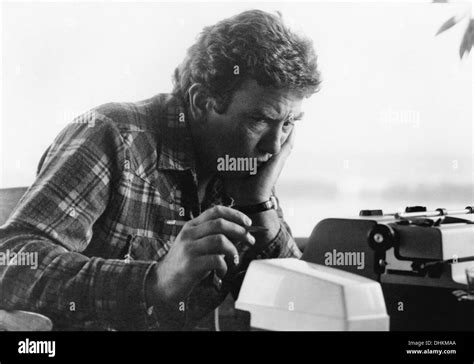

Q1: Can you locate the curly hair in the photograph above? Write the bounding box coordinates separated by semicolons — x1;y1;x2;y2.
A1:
172;9;321;114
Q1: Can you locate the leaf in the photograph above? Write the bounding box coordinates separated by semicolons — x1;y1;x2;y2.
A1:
459;19;474;58
436;16;459;36
436;16;459;35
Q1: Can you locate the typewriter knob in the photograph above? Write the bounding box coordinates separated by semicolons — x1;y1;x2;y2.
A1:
405;206;426;213
359;209;383;217
368;224;395;251
373;233;384;243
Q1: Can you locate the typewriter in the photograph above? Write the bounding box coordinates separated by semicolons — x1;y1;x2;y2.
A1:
235;205;473;331
301;205;474;331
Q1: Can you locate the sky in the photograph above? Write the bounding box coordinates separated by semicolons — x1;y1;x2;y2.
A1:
1;1;472;235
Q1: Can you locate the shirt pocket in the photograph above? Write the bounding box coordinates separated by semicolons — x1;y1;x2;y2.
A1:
126;234;172;262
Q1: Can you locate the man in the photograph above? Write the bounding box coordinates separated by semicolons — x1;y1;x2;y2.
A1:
0;9;320;330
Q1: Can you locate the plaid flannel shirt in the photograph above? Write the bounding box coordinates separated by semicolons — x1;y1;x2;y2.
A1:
0;93;301;330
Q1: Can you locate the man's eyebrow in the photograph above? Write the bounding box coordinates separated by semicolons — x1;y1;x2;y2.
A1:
291;112;305;120
248;109;277;120
247;110;305;121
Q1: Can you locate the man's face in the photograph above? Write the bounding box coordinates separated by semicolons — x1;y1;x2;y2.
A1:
201;79;304;177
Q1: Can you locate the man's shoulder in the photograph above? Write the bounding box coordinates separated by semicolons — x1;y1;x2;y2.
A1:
89;93;173;133
50;93;186;175
50;93;177;162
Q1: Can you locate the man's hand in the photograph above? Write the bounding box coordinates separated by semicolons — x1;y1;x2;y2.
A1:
146;206;255;307
224;129;295;205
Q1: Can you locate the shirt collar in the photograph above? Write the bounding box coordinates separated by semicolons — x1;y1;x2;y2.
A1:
156;95;197;176
154;94;228;209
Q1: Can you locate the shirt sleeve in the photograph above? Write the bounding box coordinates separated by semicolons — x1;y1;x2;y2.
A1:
254;194;302;260
0;111;158;330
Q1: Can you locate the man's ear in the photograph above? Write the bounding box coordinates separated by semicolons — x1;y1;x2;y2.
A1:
188;83;213;122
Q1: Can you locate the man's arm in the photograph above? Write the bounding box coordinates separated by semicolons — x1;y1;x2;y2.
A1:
0;113;157;330
244;193;302;259
223;127;301;257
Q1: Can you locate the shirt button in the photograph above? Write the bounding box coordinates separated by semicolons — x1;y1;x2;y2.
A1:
68;208;77;218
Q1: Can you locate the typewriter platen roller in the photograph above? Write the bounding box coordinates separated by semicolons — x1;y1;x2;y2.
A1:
302;206;474;330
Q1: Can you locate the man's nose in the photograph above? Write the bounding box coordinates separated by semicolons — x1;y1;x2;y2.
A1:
259;128;283;155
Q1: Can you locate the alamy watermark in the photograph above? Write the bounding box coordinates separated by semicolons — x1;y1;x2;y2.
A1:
379;107;420;129
57;109;97;127
217;155;257;175
18;339;55;357
324;249;365;270
0;249;38;269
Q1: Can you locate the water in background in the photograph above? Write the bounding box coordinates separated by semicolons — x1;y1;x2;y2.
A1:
277;155;473;237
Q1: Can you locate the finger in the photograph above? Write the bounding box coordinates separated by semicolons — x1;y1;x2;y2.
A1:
194;254;228;279
263;128;295;169
191;234;239;264
281;128;295;156
191;218;255;245
258;128;295;177
188;205;252;227
287;127;295;148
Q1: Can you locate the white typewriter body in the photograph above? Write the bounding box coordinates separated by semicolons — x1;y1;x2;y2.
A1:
235;206;474;331
235;258;389;331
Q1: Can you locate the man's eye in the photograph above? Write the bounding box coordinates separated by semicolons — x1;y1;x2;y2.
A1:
248;118;267;130
283;121;295;129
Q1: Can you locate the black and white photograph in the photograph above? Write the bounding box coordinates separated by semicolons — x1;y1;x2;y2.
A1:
0;0;473;360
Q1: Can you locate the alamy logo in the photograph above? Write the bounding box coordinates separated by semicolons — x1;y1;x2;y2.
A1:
0;249;38;269
217;155;257;175
18;339;55;357
324;249;365;270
